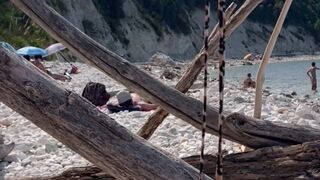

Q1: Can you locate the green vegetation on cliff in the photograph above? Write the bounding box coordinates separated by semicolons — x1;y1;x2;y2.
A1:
0;0;54;49
133;0;203;35
246;0;320;41
1;0;320;48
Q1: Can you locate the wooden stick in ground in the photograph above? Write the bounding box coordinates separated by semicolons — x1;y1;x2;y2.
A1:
253;0;293;119
44;140;320;179
0;48;209;180
11;0;320;149
138;0;261;140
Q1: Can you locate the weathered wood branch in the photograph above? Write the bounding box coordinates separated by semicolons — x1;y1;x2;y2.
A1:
138;2;237;140
44;140;320;179
11;0;320;149
186;141;320;179
254;0;293;119
0;49;209;180
138;0;263;140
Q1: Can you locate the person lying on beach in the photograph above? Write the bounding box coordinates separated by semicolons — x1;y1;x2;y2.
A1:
243;73;255;88
109;91;157;113
81;82;157;113
307;62;319;93
64;64;80;75
23;55;71;82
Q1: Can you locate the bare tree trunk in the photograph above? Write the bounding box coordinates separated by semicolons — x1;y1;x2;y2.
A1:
253;0;293;119
44;140;320;179
10;0;320;149
187;140;320;179
138;2;238;140
138;0;262;140
0;48;209;180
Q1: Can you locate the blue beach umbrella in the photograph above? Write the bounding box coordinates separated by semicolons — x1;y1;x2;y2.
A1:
0;42;16;53
16;46;47;56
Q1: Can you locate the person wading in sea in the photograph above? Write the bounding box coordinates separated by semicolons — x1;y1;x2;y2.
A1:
307;62;320;93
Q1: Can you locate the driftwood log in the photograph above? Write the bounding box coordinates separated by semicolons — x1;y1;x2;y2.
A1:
42;140;320;179
0;49;209;180
138;1;238;140
11;0;320;149
138;0;263;140
254;0;293;119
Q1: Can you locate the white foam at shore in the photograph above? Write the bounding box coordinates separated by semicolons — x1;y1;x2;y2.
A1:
0;61;320;179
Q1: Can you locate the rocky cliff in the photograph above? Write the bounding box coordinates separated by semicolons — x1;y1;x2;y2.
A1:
50;0;320;62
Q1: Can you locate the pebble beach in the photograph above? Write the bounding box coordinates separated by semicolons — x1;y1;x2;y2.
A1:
1;58;320;179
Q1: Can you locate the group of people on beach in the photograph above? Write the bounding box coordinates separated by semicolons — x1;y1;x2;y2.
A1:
23;54;79;82
21;53;156;113
242;61;319;93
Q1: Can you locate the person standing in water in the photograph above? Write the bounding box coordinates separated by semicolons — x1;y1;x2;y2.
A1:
307;62;320;93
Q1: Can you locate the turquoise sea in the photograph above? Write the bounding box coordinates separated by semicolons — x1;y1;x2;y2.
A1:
212;60;320;97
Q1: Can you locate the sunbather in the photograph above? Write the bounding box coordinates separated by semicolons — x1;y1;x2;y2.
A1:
243;73;255;88
23;55;70;81
82;82;157;113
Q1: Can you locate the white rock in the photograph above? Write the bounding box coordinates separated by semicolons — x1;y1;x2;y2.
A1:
15;143;33;152
295;104;315;120
234;105;246;114
21;157;32;167
0;119;12;126
168;128;178;135
45;143;58;154
277;107;288;114
234;97;246;103
3;154;19;163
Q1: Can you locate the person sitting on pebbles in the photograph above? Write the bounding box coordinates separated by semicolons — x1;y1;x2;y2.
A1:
81;82;157;113
23;55;71;82
243;73;256;89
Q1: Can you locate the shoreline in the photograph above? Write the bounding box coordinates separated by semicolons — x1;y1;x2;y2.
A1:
225;54;320;67
1;60;320;179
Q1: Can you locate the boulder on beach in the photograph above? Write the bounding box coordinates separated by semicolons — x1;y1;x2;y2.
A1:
234;97;246;103
149;52;176;67
160;69;178;80
295;104;315;120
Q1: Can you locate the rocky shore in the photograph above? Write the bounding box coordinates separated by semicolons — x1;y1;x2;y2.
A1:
0;59;320;179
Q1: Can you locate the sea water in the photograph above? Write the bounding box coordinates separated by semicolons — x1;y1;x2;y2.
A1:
211;60;320;97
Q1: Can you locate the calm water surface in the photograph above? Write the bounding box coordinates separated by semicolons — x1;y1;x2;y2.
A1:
212;60;320;97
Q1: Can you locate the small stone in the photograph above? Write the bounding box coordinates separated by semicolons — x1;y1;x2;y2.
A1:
234;97;246;103
291;91;297;96
0;119;12;126
160;69;177;80
21;157;31;166
0;142;15;160
168;128;177;135
312;104;320;114
3;154;19;163
303;113;315;120
277;107;288;114
0;162;9;169
149;52;176;66
45;143;58;153
242;61;253;66
280;93;293;99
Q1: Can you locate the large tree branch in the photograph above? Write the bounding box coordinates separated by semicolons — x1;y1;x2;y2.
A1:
0;48;209;180
138;1;237;139
10;0;320;149
138;0;262;140
44;140;320;179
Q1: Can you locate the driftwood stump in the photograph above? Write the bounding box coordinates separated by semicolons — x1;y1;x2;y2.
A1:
42;140;320;179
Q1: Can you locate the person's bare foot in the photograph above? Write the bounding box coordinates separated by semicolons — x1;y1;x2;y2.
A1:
0;142;14;160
